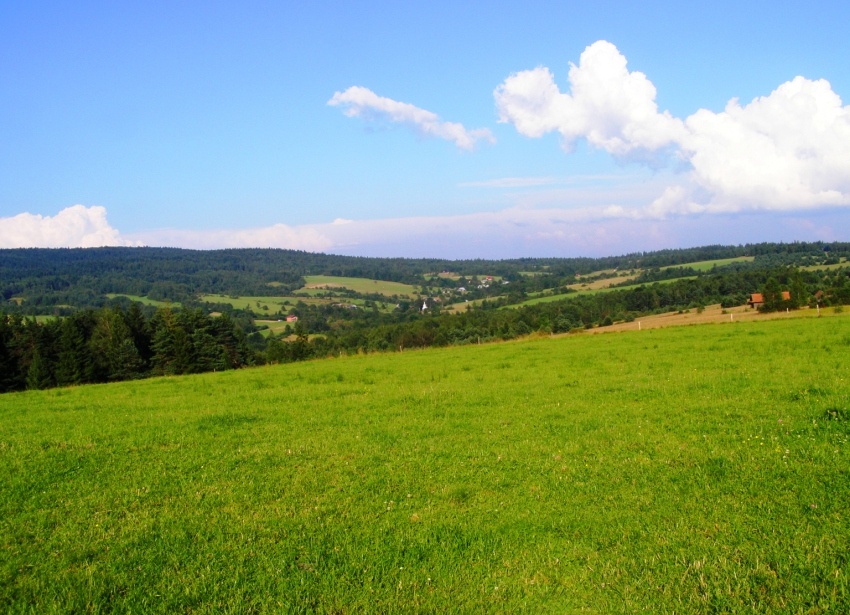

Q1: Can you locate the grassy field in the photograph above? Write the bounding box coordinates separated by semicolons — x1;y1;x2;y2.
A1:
105;294;181;308
254;321;329;340
514;277;694;309
424;271;462;281
301;275;420;298
588;303;845;334
254;319;297;336
802;258;849;272
199;294;327;313
2;316;849;612
201;295;396;320
666;256;754;272
571;271;640;291
559;257;752;297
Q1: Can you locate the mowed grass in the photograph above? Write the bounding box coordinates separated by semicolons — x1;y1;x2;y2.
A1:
2;317;849;612
254;319;296;336
199;294;327;312
105;294;181;308
803;259;849;272
664;256;754;272
518;277;695;308
591;303;847;334
570;272;641;291
301;275;420;298
529;258;754;305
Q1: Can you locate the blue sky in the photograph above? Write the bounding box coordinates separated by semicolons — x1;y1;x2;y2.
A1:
2;1;849;258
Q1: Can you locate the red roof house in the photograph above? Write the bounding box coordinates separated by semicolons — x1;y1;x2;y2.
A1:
748;291;790;308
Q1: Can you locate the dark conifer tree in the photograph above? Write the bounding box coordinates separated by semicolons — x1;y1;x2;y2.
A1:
760;277;783;312
150;308;179;375
26;347;52;390
123;302;153;369
0;314;20;393
55;316;89;386
89;308;144;381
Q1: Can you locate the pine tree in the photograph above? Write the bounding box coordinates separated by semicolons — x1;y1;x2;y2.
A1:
191;329;224;372
123;302;152;369
760;277;783;312
89;308;144;381
789;269;808;309
55;317;89;386
26;348;52;390
0;314;21;393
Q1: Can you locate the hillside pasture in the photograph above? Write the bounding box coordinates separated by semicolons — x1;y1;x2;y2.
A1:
570;270;639;290
1;317;849;612
301;275;420;298
802;258;849;272
668;256;754;271
586;302;845;334
199;294;330;313
424;271;462;280
517;277;696;309
254;319;295;336
562;257;752;296
105;293;181;308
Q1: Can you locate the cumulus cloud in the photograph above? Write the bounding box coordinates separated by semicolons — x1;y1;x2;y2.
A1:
682;76;850;212
0;205;141;248
495;40;850;215
495;41;687;157
329;85;495;150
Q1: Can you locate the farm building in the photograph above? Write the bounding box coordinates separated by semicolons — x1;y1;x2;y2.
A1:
748;291;790;308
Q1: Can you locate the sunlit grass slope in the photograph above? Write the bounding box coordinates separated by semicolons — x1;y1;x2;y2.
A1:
301;275;419;298
2;317;849;612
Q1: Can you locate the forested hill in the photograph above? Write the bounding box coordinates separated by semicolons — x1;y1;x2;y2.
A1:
3;242;848;308
2;241;850;393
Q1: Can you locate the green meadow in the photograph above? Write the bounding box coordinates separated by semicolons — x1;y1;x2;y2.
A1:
803;259;849;272
254;319;297;337
665;256;754;272
301;275;420;298
518;277;700;308
2;317;849;612
571;276;696;297
105;294;181;309
199;294;324;312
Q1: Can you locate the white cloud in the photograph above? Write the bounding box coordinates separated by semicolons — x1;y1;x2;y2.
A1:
126;224;334;252
124;206;643;257
682;76;850;212
495;41;687;157
7;201;841;259
495;40;850;215
0;205;141;248
328;85;495;151
280;206;847;258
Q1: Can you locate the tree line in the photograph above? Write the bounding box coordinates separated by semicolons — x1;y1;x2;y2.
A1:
258;265;850;361
5;242;849;313
2;249;849;393
0;305;252;393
